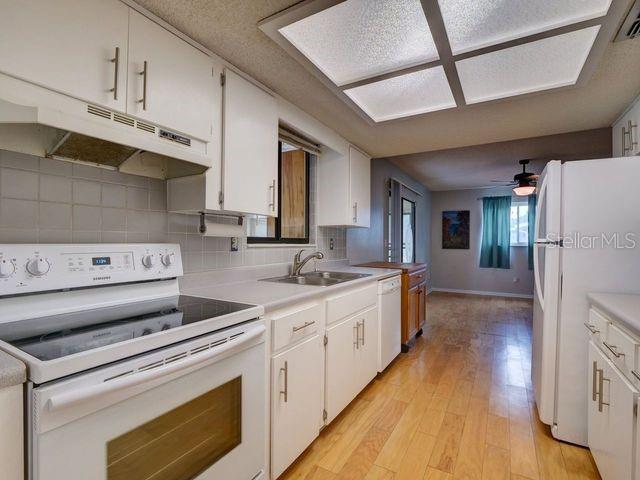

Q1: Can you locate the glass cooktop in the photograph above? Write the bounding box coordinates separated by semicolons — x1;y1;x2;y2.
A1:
0;295;255;361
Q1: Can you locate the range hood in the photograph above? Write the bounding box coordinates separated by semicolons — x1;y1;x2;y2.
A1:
0;86;211;179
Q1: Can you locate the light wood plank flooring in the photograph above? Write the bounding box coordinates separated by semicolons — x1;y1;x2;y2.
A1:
278;292;600;480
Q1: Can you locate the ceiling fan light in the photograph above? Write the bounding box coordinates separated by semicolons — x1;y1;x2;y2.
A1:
513;183;536;196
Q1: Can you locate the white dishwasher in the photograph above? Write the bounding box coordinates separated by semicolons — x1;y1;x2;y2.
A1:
378;275;402;372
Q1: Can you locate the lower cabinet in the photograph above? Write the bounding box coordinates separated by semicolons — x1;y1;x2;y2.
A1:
0;385;23;480
271;335;323;479
326;306;378;423
588;340;638;480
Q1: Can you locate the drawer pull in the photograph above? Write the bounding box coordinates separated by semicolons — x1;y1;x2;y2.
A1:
353;323;359;349
632;370;640;382
603;341;625;358
584;323;600;334
360;319;365;347
292;320;315;333
592;361;598;402
597;368;610;412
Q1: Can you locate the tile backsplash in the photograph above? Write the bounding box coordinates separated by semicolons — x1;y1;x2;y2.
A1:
0;150;347;274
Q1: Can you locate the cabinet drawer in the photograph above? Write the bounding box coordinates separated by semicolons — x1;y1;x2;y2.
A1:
587;308;610;340
605;323;638;374
326;284;377;326
270;302;322;352
409;269;427;288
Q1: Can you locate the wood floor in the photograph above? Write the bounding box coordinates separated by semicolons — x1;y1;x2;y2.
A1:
279;292;601;480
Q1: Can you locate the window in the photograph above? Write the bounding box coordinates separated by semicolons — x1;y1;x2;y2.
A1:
510;199;529;246
246;141;310;244
401;198;416;263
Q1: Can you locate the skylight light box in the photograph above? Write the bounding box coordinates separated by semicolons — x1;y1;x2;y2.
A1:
278;0;439;86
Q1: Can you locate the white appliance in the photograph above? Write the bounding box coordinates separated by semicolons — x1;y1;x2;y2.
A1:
0;244;266;480
378;275;402;372
532;157;640;446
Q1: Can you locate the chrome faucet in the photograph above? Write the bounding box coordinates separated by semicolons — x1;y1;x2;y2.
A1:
292;249;324;276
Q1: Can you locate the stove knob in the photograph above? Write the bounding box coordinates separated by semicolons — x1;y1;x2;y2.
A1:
26;257;50;277
0;259;16;278
161;253;175;267
141;254;155;269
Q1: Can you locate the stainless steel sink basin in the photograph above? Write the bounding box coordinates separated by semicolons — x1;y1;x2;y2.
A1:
260;271;371;287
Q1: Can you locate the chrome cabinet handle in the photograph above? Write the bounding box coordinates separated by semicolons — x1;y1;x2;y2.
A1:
353;202;358;223
269;179;276;211
603;341;624;358
592;361;598;402
109;47;119;100
138;60;148;110
584;323;600;334
360;319;365;347
292;320;315;333
280;360;288;403
597;367;610;412
353;323;359;349
623;125;629;153
628;120;638;151
632;370;640;382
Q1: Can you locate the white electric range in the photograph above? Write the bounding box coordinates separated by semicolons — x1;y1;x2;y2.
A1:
0;244;266;480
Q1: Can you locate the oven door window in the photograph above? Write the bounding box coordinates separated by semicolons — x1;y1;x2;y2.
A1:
107;377;242;480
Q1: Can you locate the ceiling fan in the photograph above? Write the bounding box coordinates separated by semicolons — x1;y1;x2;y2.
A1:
491;159;539;196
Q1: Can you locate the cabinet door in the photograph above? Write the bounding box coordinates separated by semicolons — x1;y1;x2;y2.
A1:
349;146;370;227
326;316;360;423
127;10;216;140
418;284;426;330
0;0;128;111
222;69;278;217
588;341;638;480
271;335;323;479
356;307;379;392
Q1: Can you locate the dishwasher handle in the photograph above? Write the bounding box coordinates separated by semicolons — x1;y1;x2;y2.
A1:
46;324;266;413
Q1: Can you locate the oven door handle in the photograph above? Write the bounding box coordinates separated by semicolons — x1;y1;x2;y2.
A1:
46;324;265;413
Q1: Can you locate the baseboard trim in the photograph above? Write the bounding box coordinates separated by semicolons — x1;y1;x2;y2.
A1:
430;288;534;299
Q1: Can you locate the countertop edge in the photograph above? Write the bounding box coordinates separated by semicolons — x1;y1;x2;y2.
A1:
0;350;26;389
588;293;640;335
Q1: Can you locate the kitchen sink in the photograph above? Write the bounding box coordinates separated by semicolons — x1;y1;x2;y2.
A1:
260;271;371;287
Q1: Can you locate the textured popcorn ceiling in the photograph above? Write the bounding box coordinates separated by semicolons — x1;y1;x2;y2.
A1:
133;0;640;167
279;0;438;86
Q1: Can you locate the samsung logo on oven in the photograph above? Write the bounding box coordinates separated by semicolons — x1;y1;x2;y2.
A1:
93;276;111;281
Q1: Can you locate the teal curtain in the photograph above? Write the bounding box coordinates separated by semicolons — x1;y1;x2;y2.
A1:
479;196;512;269
528;194;537;270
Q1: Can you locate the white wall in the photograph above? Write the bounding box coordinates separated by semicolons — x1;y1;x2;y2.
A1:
430;186;534;297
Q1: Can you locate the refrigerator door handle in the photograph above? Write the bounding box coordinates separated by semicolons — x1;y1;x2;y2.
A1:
533;173;548;309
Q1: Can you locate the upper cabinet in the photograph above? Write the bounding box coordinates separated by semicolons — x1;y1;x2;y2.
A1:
318;145;371;227
0;0;129;112
0;0;217;142
127;10;217;141
613;96;640;157
221;69;279;217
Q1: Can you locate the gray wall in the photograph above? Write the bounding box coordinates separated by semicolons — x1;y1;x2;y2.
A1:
347;158;431;269
430;186;534;297
0;150;347;274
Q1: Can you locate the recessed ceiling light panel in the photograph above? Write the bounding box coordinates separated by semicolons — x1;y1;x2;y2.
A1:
439;0;611;55
456;26;600;105
344;66;456;122
278;0;439;86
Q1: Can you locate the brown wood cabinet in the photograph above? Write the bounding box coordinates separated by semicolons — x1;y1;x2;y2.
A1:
356;262;427;351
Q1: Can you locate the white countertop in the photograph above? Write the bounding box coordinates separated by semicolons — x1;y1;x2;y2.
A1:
588;293;640;334
182;266;401;313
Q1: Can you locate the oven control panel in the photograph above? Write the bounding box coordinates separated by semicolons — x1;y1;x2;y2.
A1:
0;244;183;296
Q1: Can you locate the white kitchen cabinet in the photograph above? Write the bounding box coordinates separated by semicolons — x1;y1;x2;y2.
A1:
318;145;371;227
613;95;640;157
271;335;323;479
221;69;279;217
0;0;129;112
325;306;378;422
0;385;23;480
588;340;638;480
127;10;217;141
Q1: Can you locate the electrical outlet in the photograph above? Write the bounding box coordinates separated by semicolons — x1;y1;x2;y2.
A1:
230;237;239;252
329;238;334;250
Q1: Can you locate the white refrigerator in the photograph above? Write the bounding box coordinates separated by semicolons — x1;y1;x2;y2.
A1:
532;156;640;446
